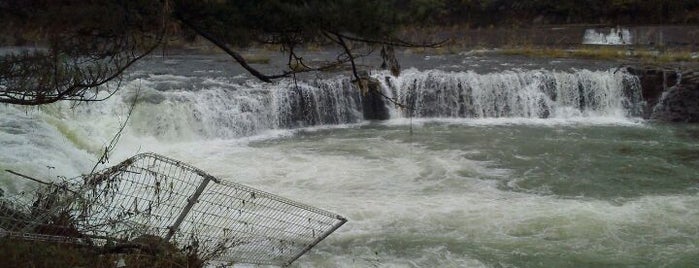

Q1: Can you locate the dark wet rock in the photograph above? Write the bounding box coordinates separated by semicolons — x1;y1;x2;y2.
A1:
626;66;680;118
650;84;699;122
626;66;699;122
359;77;390;120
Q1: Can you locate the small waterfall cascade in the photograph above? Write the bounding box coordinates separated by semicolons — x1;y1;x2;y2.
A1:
582;27;633;45
379;68;643;119
115;77;363;140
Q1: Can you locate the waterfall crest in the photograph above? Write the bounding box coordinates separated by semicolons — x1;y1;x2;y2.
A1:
0;68;643;142
381;68;642;119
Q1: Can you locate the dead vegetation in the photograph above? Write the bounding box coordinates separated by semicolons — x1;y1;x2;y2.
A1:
1;153;347;267
0;187;207;268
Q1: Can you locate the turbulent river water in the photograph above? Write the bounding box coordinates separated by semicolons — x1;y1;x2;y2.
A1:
1;52;698;267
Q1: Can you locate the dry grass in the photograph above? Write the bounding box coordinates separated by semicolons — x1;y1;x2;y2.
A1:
498;46;699;63
0;198;205;268
402;44;462;55
0;238;204;268
242;54;271;64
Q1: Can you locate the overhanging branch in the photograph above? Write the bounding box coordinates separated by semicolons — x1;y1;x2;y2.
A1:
175;14;290;83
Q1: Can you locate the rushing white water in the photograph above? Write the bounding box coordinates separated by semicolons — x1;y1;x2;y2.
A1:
5;61;697;267
0;67;642;190
382;68;642;119
156;123;699;267
583;27;633;45
3;68;639;143
120;76;362;140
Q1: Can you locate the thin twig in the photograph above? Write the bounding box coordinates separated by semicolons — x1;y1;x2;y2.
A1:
89;86;140;174
5;170;52;185
326;31;360;82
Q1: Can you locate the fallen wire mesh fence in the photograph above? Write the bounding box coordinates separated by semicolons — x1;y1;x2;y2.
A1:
0;152;346;267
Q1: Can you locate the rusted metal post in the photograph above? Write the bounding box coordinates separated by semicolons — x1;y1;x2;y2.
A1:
165;172;218;241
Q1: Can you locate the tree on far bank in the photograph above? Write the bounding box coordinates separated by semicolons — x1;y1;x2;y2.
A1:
3;0;698;106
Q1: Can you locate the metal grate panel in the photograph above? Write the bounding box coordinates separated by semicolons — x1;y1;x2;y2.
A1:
0;153;346;267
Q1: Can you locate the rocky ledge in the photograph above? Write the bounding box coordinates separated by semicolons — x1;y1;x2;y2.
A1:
628;66;699;123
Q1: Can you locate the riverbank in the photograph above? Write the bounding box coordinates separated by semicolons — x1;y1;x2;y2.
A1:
157;24;699;75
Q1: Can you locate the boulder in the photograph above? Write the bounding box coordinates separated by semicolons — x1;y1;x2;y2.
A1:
626;66;679;118
649;84;699;122
626;66;699;122
359;77;390;120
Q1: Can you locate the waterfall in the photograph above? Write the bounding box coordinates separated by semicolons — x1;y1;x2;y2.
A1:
106;77;363;140
0;68;642;140
50;67;640;143
0;67;643;188
582;27;633;45
96;69;645;138
273;78;362;129
380;68;642;119
1;68;642;142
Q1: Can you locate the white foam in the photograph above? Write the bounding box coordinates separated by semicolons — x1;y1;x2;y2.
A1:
583;27;633;45
0;105;95;192
147;131;699;267
382;116;645;127
377;68;643;121
0;66;646;192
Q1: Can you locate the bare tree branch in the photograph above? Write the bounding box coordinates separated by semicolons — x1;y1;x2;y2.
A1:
0;1;167;105
174;13;290;83
89;87;140;174
325;32;361;82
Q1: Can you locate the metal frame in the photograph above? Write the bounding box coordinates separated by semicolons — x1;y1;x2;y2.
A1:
0;153;347;267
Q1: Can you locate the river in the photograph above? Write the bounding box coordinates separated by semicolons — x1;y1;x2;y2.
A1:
1;52;698;267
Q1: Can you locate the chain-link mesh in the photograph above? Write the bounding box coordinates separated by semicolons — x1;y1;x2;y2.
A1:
0;153;346;266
